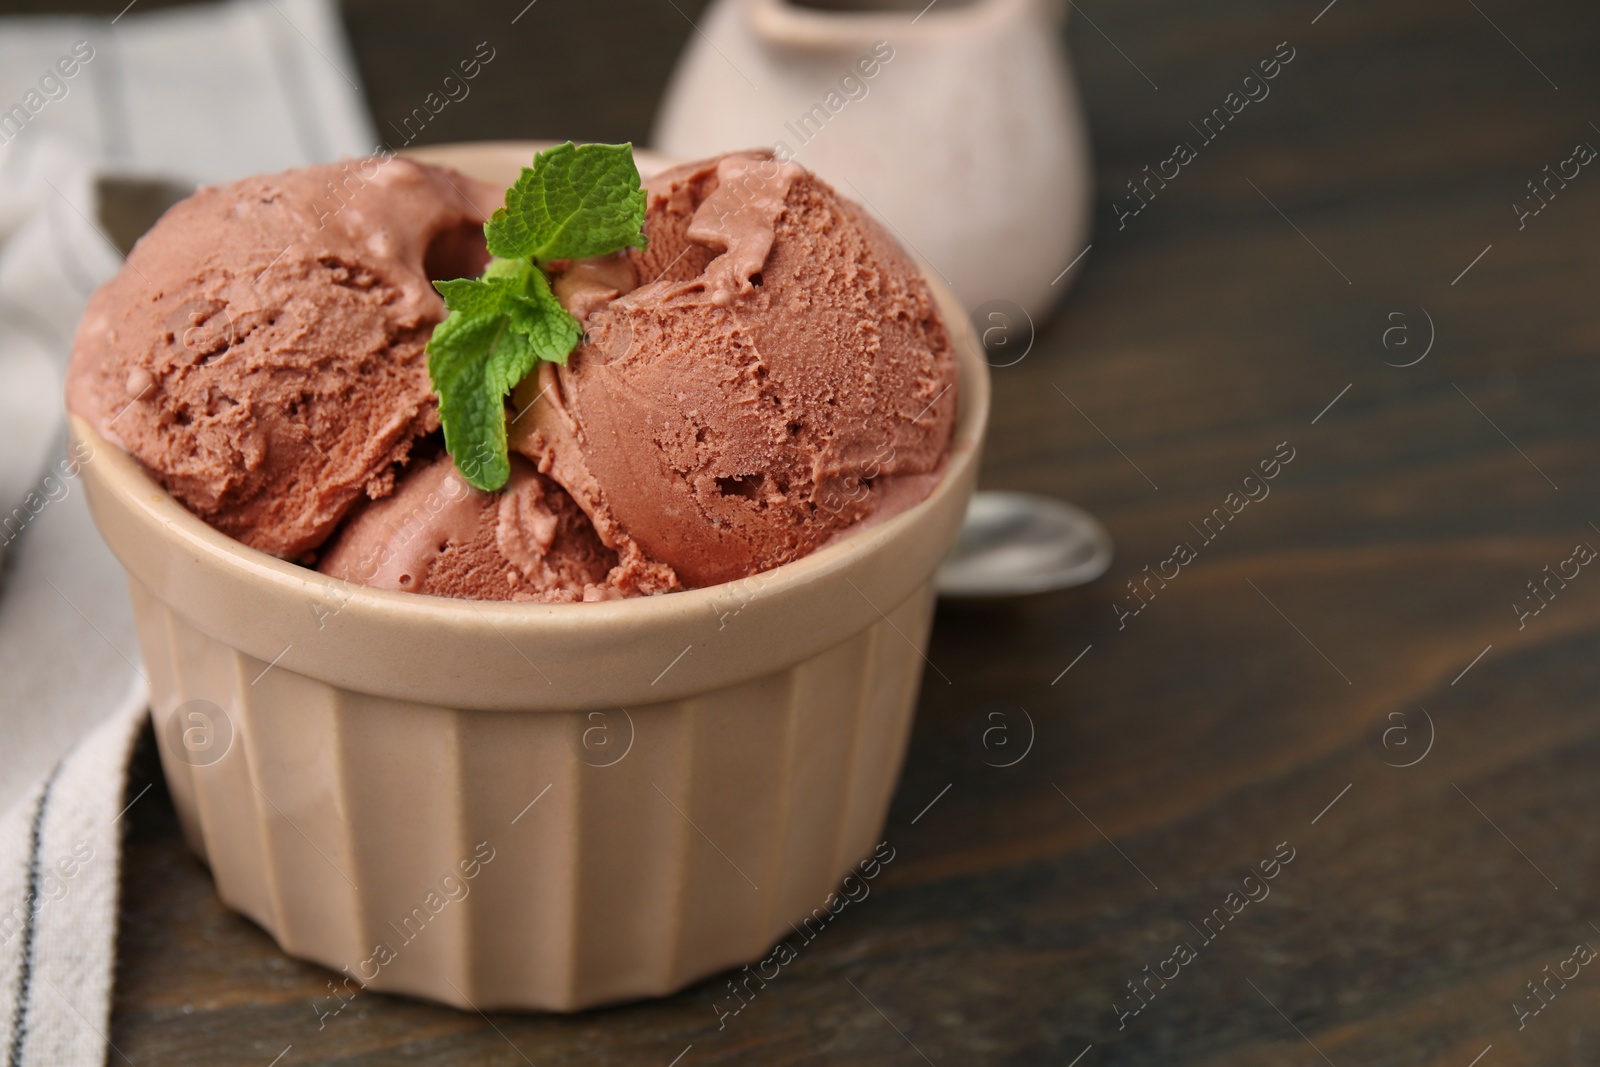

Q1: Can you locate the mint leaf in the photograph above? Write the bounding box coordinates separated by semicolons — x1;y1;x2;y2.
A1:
486;141;648;262
427;143;648;491
426;259;580;491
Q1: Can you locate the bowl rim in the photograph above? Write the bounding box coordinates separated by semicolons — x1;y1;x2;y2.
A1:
70;306;984;623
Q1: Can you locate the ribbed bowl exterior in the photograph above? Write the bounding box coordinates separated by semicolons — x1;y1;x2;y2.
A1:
134;578;933;1010
76;141;988;1011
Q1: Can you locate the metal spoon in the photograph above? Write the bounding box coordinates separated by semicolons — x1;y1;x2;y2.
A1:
937;492;1112;599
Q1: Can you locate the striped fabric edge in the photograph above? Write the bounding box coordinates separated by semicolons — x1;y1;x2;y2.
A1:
0;678;149;1067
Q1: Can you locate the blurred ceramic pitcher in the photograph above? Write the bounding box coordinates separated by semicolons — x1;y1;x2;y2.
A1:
653;0;1093;322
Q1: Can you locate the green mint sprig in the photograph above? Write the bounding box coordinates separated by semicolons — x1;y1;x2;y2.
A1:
426;141;647;491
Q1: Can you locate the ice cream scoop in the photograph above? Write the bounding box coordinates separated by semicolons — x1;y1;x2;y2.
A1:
66;158;502;558
511;151;958;589
318;451;614;602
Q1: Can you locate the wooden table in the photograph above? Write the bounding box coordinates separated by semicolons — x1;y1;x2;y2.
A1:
41;0;1600;1061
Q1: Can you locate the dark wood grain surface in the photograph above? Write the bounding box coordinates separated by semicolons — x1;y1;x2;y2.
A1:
29;0;1600;1062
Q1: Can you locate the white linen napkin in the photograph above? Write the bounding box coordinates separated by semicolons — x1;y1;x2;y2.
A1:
0;1;376;1062
0;681;147;1067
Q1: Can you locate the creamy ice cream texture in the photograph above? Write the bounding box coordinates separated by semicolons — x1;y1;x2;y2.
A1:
318;451;614;602
67;149;958;600
67;158;505;558
513;152;956;591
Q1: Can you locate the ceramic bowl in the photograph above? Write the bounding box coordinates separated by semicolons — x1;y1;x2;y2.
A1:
72;142;989;1011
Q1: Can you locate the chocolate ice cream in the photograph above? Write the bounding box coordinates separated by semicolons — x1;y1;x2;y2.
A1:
68;147;958;602
66;158;501;557
512;152;957;589
318;452;614;602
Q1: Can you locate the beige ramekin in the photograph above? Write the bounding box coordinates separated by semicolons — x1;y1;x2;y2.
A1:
72;142;989;1011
